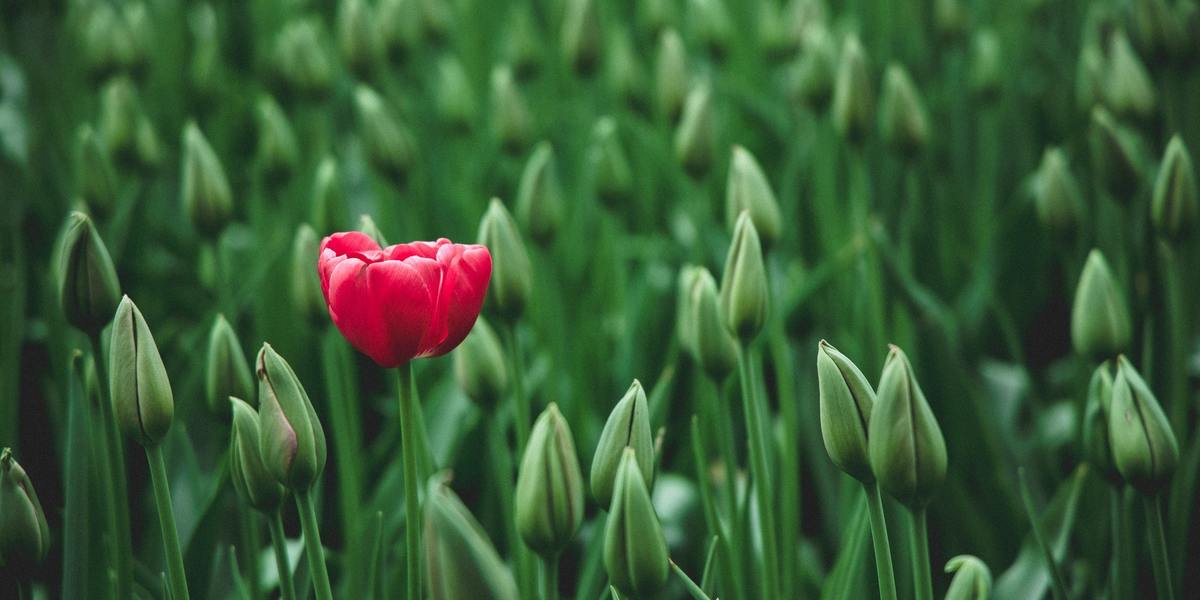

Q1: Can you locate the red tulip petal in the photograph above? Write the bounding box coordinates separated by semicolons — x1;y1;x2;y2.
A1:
428;244;492;357
366;258;439;366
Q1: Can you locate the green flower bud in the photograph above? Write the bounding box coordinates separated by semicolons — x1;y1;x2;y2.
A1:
76;125;118;218
56;211;121;335
719;212;768;342
1032;147;1083;232
229;397;287;513
968;29;1002;102
1104;30;1156;121
690;0;733;60
1110;356;1179;494
415;0;451;44
515;142;565;245
759;2;801;61
944;555;992;600
338;0;382;75
98;76;139;167
1070;249;1132;360
654;29;688;122
110;296;175;447
1076;42;1105;114
255;94;299;185
606;27;647;111
206;314;254;418
688;267;739;380
355;85;415;183
292;225;327;325
1082;361;1121;485
81;3;132;79
425;478;519;600
0;449;49;567
933;0;968;42
674;81;716;178
816;340;875;483
516;404;584;556
257;343;327;492
637;0;675;37
868;345;947;509
1089;107;1144;201
312;157;347;234
435;54;477;132
358;213;389;246
181;122;233;237
453;317;508;410
591;380;655;508
272;18;334;98
378;0;420;61
879;64;930;155
491;66;533;154
477;199;533;320
589;117;633;207
562;0;602;76
134;114;163;172
1150;136;1197;241
603;448;670;597
504;8;542;80
1132;0;1184;60
726;146;783;247
786;24;836;110
832;34;873;145
675;265;703;358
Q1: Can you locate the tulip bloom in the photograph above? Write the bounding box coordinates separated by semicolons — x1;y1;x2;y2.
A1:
318;232;493;367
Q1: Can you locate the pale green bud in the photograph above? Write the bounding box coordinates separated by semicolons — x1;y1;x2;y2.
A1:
0;449;49;567
816;340;875;483
257;343;327;492
358;214;389;246
786;24;836;110
229;397;287;513
1070;249;1131;360
1082;361;1121;485
516;142;565;245
355;85;415;183
719;212;768;342
1110;356;1178;494
504;8;542;80
134;114;163;171
110;296;175;447
1032;147;1083;232
272;19;334;98
1150;136;1197;241
292;225;327;325
206;314;254;418
688;268;739;380
312;157;347;234
968;29;1002;101
726;146;783;247
255;95;299;185
491;65;533;154
1104;30;1156;121
477;199;533;320
933;0;968;42
98;76;139;167
181;122;233;237
188;3;221;100
425;478;519;600
637;0;675;37
435;54;477;132
378;0;421;61
590;117;633;207
675;265;703;359
879;64;930;155
832;34;873;145
689;0;733;60
56;211;121;335
674;81;716;178
1089;107;1144;201
603;448;670;597
654;29;688;122
944;555;992;600
338;0;382;75
76;125;118;218
591;380;655;508
1076;43;1106;114
562;0;602;76
606;27;647;111
516;404;584;556
453;317;508;410
868;345;947;509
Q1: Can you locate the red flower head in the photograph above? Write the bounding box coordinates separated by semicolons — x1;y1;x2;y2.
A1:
318;232;492;368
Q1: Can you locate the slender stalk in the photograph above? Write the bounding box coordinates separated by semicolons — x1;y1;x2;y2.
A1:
238;507;262;600
1018;468;1067;600
295;490;333;600
17;580;30;600
1159;243;1187;434
670;559;714;600
736;345;780;598
1144;495;1175;600
397;364;422;600
542;553;560;600
910;508;932;600
269;511;297;600
146;444;191;600
490;413;534;597
1110;489;1123;600
88;333;132;600
864;483;898;600
503;322;531;451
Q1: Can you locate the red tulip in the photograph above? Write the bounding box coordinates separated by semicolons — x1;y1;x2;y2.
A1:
318;232;493;368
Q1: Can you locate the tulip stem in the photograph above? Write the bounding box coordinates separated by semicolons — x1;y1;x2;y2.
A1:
295;490;333;600
542;553;559;600
1110;489;1123;600
670;559;713;600
146;444;191;600
269;511;297;600
864;483;898;600
1144;495;1175;600
503;322;531;451
397;364;422;600
736;345;780;598
1018;467;1067;600
910;508;932;600
88;333;133;600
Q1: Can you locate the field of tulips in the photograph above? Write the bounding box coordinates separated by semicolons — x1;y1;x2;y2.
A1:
3;0;1200;599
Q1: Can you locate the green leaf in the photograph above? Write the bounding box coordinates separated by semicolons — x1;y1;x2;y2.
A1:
994;466;1088;600
820;493;870;600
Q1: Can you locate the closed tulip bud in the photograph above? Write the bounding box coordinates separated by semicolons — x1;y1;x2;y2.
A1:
944;555;992;600
357;214;388;247
415;0;451;43
603;448;670;597
1033;147;1083;232
477;199;533;320
491;66;533;154
726;146;783;246
57;211;121;334
355;85;415;183
690;0;733;60
654;29;688;122
1132;0;1182;60
134;115;163;171
76;125;118;218
1110;356;1178;494
435;55;476;131
1104;31;1156;121
82;3;135;79
562;0;601;76
868;345;947;509
590;117;633;206
1071;249;1131;360
378;0;421;61
879;64;930;155
181;122;233;237
786;24;836;110
968;29;1002;101
272;19;334;98
516;404;584;555
110;296;174;446
206;314;254;418
759;2;800;61
516;142;565;244
674;82;715;178
1089;107;1144;201
504;8;541;80
425;479;519;600
832;34;873;145
606;28;647;111
1151;136;1197;240
255;95;299;185
591;380;655;508
690;268;740;380
98;76;139;167
1076;43;1106;114
675;265;703;358
453;317;508;410
0;449;49;567
291;225;327;324
933;0;968;42
1082;361;1121;485
229;397;286;513
816;341;875;483
637;0;675;37
257;343;327;492
720;212;768;342
338;0;382;75
312;157;347;234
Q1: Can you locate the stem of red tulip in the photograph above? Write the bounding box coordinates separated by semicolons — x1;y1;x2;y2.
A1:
269;510;297;600
910;508;932;600
864;483;898;600
397;364;422;600
295;490;333;600
88;332;133;600
147;444;191;600
736;344;780;598
1145;495;1175;600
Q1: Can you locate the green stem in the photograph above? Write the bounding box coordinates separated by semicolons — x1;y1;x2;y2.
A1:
295;490;333;600
1144;495;1175;600
320;330;364;555
864;484;898;600
670;559;713;600
1159;244;1187;435
397;364;422;600
1018;468;1067;600
146;444;191;600
490;413;533;597
269;511;297;600
736;344;780;598
238;507;262;600
90;333;132;600
17;580;30;600
503;322;531;452
542;553;559;600
910;508;932;600
1109;489;1123;600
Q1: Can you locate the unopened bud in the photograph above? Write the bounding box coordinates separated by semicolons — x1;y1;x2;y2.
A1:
425;478;519;600
674;81;716;177
477;199;533;320
1089;107;1144;201
56;211;121;334
77;125;118;218
229;397;287;513
591;380;655;508
655;29;688;122
357;213;389;246
355;85;415;183
603;448;669;597
255;95;299;185
257;343;327;492
719;212;768;342
786;24;836;110
1033;147;1083;232
562;0;602;76
832;34;873;145
98;76;139;167
516;404;584;556
879;64;929;155
0;449;49;567
690;0;733;60
1071;249;1131;360
868;345;947;509
272;19;334;98
206;314;254;418
504;8;541;80
1082;361;1121;485
1104;30;1156;121
338;0;382;75
1150;136;1197;241
110;296;175;446
816;340;875;483
453;317;508;410
607;27;648;111
726;146;783;246
291;225;327;324
590;117;633;207
491;66;533;154
688;268;739;380
181;122;233;237
312;157;347;234
944;555;992;600
968;29;1002;102
516;142;565;245
435;54;477;132
1110;356;1178;494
